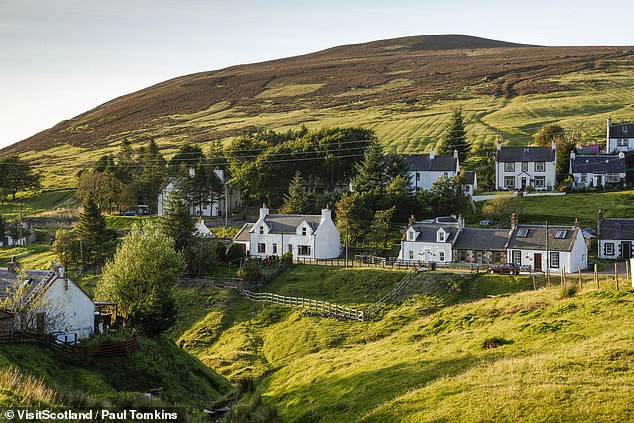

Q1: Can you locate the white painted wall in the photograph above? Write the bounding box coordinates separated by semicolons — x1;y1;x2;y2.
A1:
397;239;453;263
409;170;457;191
607;137;634;153
599;239;633;260
507;234;587;272
43;276;94;339
496;160;556;191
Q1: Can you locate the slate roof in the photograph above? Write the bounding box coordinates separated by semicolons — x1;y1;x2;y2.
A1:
608;122;634;138
571;155;625;174
453;228;509;251
0;268;56;301
496;146;555;162
233;223;254;242
599;218;634;241
405;155;458;172
409;217;460;242
506;225;579;252
263;215;322;234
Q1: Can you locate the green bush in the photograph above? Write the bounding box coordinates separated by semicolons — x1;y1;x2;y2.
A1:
560;284;579;299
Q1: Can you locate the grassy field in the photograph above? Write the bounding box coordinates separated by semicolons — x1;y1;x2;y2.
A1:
477;190;634;226
0;189;76;219
169;263;634;422
0;336;232;417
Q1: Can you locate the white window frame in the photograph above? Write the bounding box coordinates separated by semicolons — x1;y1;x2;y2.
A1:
298;245;311;256
438;231;445;242
504;176;515;188
272;243;278;254
439;251;445;261
512;250;521;265
605;243;614;255
504;162;515;172
580;173;587;183
535;162;545;172
257;243;266;254
407;231;415;241
302;227;307;236
534;176;545;188
408;250;414;260
259;226;264;234
549;252;559;269
607;173;620;183
617;138;627;147
522;162;528;172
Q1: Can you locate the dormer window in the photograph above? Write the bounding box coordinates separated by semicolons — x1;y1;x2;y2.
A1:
438;231;445;242
623;126;628;133
259;226;264;234
407;231;415;241
302;227;307;236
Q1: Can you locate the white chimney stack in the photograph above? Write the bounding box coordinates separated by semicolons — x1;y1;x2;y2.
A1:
259;204;269;219
429;147;435;160
321;208;332;223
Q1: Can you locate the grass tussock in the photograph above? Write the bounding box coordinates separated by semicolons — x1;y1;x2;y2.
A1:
0;366;56;408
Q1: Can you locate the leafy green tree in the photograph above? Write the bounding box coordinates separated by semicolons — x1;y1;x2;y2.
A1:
369;206;396;248
352;141;388;193
417;175;468;216
51;229;81;265
533;123;564;147
437;108;471;163
236;261;263;284
159;188;196;252
96;222;185;335
184;237;219;277
115;138;135;184
556;138;577;177
168;144;204;174
481;195;518;221
76;171;122;212
335;193;372;244
280;171;315;214
0;156;41;200
227;243;245;264
0;215;4;240
93;154;117;173
187;162;224;216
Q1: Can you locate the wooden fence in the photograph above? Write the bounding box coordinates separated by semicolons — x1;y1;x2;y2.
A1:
369;268;420;315
242;290;366;321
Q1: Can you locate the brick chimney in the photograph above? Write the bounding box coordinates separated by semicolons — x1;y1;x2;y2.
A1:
597;209;603;239
408;215;416;226
458;213;465;228
7;256;19;273
511;213;518;230
574;217;580;228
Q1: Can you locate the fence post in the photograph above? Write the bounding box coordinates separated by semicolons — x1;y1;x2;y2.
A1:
595;263;599;290
578;267;582;289
615;262;619;290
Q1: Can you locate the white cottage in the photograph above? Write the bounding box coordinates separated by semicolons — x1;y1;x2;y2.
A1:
506;214;587;272
397;215;463;263
495;142;557;191
569;152;626;188
606;116;634;153
157;169;241;218
238;207;340;260
597;212;634;260
405;149;460;192
0;262;95;338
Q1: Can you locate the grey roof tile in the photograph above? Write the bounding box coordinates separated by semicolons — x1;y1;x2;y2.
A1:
497;146;555;162
506;225;579;252
571;155;625;174
405;155;458;172
599;218;634;240
453;228;509;251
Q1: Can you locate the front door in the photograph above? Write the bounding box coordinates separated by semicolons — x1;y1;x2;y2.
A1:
622;242;632;260
597;175;603;186
521;177;527;189
476;251;483;264
534;253;542;272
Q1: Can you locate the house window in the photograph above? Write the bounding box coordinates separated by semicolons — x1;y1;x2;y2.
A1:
605;243;615;255
407;231;415;241
438;231;445;242
444;172;449;178
607;173;620;183
416;172;420;181
408;250;414;260
272;244;278;254
439;251;445;261
504;176;515;188
259;226;264;234
534;176;545;188
298;245;311;256
580;173;587;183
512;250;521;265
288;244;293;253
493;251;503;263
302;227;307;236
504;162;515;172
202;204;208;210
535;162;545;172
522;162;528;172
617;138;627;147
549;252;560;269
623;126;628;133
257;243;266;254
459;251;467;262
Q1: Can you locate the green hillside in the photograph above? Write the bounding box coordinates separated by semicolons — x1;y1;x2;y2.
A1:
171;265;634;422
0;336;232;419
2;35;634;188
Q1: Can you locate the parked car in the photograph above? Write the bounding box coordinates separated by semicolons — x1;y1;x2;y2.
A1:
136;205;151;215
489;263;521;275
121;210;137;216
479;219;493;226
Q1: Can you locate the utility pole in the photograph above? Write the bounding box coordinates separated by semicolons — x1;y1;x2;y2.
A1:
18;202;23;245
224;184;229;227
345;218;349;268
545;221;550;287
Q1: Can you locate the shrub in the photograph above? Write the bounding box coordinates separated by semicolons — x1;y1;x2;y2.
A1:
227;243;245;264
482;336;513;349
560;284;579;299
237;261;263;284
